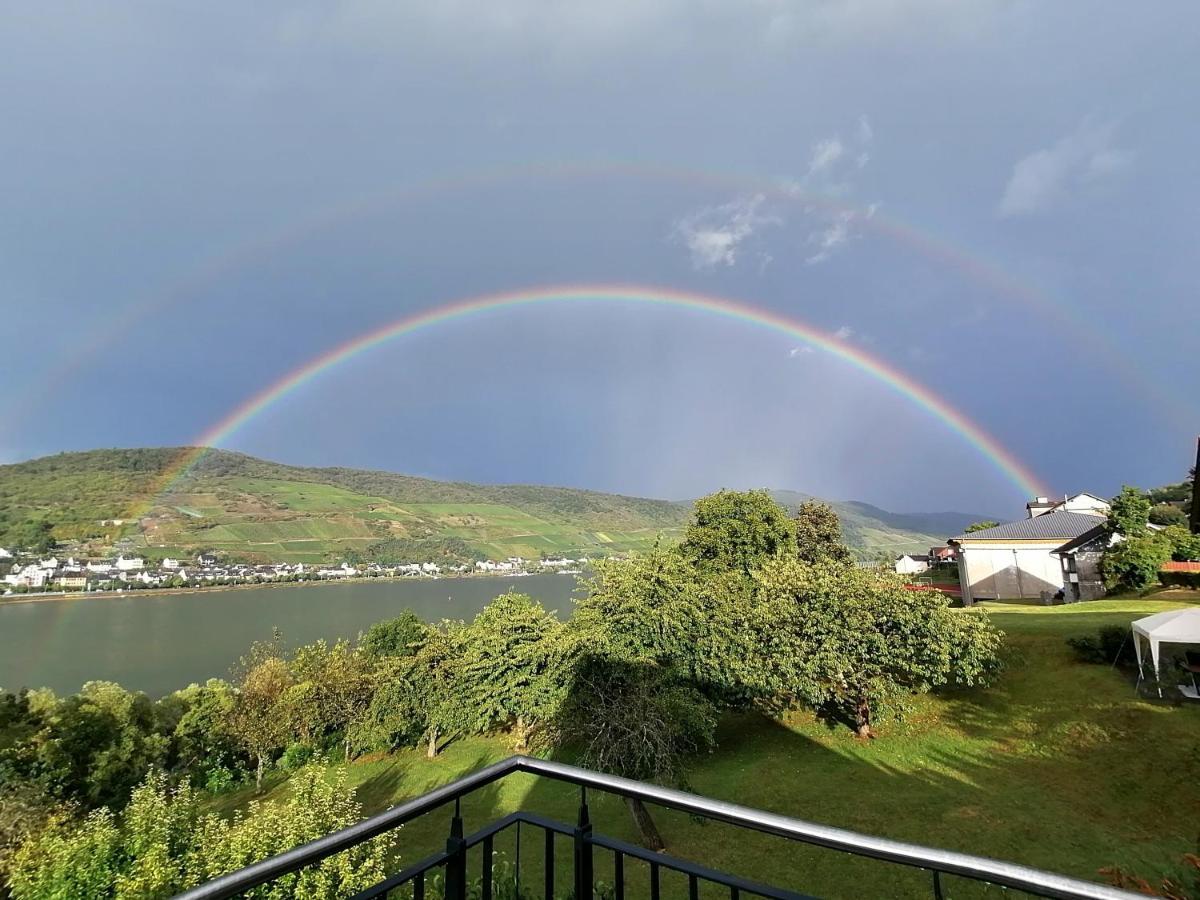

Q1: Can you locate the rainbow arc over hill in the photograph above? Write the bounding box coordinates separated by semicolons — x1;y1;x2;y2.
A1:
138;284;1050;513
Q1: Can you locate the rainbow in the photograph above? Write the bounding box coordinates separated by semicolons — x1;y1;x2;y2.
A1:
13;160;1193;429
139;284;1049;510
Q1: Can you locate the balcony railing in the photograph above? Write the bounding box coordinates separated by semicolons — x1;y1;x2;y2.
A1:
175;755;1140;900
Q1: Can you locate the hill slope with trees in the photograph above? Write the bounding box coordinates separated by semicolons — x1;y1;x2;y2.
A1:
1;448;967;563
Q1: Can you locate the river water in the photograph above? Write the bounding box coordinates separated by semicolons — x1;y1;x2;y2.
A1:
0;575;580;696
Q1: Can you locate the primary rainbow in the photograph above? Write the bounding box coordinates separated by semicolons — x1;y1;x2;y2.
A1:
141;284;1049;509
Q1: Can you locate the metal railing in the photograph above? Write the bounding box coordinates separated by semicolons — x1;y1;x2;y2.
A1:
175;755;1141;900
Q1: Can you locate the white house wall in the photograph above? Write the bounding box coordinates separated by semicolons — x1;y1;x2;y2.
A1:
958;541;1066;601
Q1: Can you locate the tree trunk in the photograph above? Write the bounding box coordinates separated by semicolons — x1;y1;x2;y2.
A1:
426;726;439;759
255;753;266;792
514;716;528;752
854;696;874;739
344;736;352;763
625;797;666;852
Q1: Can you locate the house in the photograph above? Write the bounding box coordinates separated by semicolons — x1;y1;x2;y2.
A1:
115;555;145;571
54;572;88;590
1051;523;1111;601
87;559;116;574
5;565;47;589
894;554;931;575
949;493;1111;604
929;546;955;564
162;558;181;570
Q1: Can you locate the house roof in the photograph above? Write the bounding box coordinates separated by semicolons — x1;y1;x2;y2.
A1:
1162;561;1200;573
1050;523;1109;556
950;510;1107;543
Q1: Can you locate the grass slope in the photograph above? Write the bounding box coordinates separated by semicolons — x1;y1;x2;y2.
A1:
1;448;977;563
225;597;1200;899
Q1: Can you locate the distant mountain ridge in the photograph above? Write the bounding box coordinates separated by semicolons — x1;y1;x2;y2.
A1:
0;448;989;563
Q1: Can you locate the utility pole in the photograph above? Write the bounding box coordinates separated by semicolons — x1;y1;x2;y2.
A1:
1191;435;1200;535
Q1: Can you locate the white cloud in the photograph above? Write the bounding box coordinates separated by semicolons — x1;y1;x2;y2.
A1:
673;194;781;269
998;120;1133;217
805;209;856;265
676;116;877;270
807;138;845;178
788;345;814;357
834;324;854;340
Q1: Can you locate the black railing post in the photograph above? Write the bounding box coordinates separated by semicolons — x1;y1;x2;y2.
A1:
445;799;468;900
574;787;594;900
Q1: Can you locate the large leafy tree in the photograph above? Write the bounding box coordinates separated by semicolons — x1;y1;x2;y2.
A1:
680;489;797;577
10;682;170;810
754;559;1003;737
793;500;852;565
458;593;568;750
1107;486;1151;538
359;611;429;660
228;646;294;792
285;640;376;761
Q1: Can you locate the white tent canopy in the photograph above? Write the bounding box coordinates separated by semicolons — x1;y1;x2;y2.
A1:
1132;608;1200;694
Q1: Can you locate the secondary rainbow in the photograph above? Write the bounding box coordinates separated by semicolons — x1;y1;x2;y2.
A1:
16;161;1191;432
140;285;1049;510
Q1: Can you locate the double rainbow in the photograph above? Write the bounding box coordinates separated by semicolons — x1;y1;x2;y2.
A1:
138;284;1049;512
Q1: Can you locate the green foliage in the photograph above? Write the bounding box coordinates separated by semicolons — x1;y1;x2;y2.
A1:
169;679;243;787
360;611;429;659
1103;532;1173;591
228;644;294;791
1066;626;1135;665
1107;486;1151;538
1164;525;1200;562
753;560;1003;736
1149;502;1189;528
555;657;717;784
1;681;172;810
793;500;852;565
457;593;568;748
7;765;393;900
680;490;797;577
964;520;1000;533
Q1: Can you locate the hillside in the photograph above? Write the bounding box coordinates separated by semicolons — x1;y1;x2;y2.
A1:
0;449;968;563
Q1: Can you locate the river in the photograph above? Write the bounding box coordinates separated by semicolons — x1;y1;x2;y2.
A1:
0;575;580;697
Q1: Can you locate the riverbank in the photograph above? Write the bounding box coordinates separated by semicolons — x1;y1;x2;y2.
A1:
0;574;580;695
0;569;587;607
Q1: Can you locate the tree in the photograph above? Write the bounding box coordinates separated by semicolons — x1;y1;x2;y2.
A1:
964;521;1000;533
228;646;294;792
555;657;716;851
793;501;852;565
286;640;376;761
1149;503;1188;528
571;547;762;702
169;679;243;786
458;593;568;750
12;682;170;810
754;559;1003;738
1108;486;1151;538
360;611;429;659
680;490;797;577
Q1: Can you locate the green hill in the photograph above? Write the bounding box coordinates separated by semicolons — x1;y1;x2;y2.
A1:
0;449;967;563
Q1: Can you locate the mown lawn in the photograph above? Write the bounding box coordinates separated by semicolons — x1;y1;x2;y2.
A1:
220;595;1200;899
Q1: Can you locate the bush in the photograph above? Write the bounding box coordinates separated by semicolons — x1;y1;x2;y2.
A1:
1160;570;1200;589
1067;626;1135;665
280;743;315;771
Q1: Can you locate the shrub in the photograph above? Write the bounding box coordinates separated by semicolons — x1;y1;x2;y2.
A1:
280;743;315;771
1067;626;1135;665
1160;571;1200;589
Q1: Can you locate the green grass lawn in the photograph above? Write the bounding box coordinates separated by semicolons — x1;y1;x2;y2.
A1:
215;595;1200;899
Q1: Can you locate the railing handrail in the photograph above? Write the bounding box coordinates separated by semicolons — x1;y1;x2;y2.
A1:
175;755;1142;900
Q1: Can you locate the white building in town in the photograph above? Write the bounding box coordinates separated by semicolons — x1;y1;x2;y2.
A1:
894;554;931;575
115;555;145;571
949;493;1111;604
